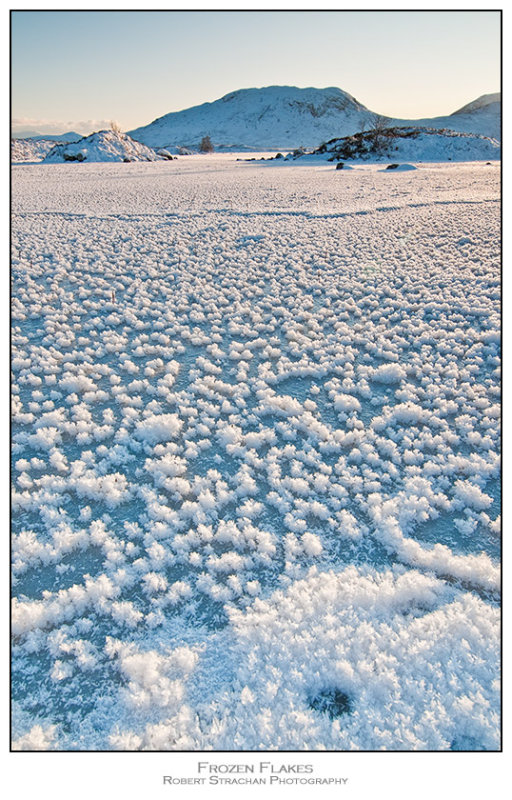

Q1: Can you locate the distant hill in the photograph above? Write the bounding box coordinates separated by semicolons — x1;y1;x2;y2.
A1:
390;94;501;141
12;131;83;142
451;92;500;116
128;85;501;151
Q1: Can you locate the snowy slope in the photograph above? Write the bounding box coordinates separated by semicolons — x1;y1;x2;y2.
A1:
303;126;501;163
11;138;59;163
129;86;372;150
129;85;500;151
43;129;164;163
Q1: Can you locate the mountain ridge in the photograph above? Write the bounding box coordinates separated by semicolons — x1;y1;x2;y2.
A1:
128;85;501;150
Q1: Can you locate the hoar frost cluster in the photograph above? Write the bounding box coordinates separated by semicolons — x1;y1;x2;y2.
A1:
11;158;500;750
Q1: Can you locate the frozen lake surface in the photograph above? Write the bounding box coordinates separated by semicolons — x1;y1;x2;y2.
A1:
11;157;500;750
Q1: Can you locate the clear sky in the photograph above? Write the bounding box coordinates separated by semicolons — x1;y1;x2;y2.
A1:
11;9;501;136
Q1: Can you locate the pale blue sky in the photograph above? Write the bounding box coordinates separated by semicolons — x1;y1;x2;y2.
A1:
11;10;501;136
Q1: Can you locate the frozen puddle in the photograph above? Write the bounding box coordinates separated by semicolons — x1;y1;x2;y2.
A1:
11;158;500;750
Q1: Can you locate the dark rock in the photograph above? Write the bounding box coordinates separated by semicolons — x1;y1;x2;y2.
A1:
157;149;176;160
309;688;353;719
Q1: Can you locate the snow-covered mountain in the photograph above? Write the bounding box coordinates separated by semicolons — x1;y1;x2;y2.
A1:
128;86;501;151
42;129;166;163
129;86;372;151
302;126;500;163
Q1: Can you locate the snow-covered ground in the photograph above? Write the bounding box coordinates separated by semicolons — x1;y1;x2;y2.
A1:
11;156;500;751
